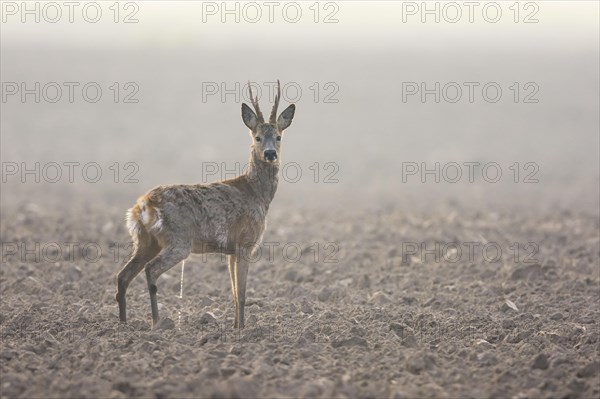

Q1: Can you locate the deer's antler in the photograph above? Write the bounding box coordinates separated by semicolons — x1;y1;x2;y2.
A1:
248;82;264;123
269;80;281;125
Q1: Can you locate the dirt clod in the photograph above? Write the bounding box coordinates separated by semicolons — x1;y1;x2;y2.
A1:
532;353;550;370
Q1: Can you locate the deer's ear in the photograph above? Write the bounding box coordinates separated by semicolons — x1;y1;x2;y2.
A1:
242;103;258;130
277;104;295;131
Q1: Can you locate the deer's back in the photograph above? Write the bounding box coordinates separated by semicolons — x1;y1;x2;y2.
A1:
129;179;267;252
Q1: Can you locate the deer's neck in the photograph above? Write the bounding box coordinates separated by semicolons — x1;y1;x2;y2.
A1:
245;152;279;207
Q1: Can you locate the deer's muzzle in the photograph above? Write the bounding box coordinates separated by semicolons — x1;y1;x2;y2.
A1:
264;150;277;162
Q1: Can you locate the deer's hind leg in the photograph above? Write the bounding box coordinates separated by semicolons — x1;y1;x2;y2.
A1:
144;243;191;327
116;237;160;322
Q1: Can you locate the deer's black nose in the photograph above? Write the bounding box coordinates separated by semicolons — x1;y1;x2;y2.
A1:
264;150;277;162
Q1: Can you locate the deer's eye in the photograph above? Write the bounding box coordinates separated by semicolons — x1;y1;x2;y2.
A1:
276;136;281;141
255;137;261;142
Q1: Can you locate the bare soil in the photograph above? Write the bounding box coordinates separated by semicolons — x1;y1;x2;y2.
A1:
1;25;599;398
1;202;598;398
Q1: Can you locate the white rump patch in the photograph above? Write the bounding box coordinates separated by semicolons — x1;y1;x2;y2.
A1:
149;208;163;233
125;208;141;236
140;200;150;224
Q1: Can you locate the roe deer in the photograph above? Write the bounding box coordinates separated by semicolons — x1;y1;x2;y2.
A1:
116;80;296;329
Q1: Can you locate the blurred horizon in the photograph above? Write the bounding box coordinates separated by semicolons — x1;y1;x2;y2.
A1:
1;1;599;215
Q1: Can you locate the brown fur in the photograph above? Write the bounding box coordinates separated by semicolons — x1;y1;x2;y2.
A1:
116;81;296;329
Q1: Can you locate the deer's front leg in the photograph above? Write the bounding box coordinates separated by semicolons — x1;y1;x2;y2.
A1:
144;244;190;328
227;255;239;325
233;256;249;329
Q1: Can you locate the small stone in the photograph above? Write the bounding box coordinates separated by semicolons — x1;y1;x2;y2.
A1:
550;312;563;321
320;310;337;320
300;299;313;314
390;323;417;348
140;341;157;353
246;314;258;326
318;287;332;302
406;353;436;375
477;352;499;366
221;368;236;377
577;361;599;378
155;317;175;331
301;329;316;342
568;378;586;393
202;360;221;378
228;345;243;355
370;291;391;305
198;296;214;307
331;336;368;348
402;296;416;305
532;353;549;370
199;312;217;325
510;264;543;281
476;339;495;349
283;270;297;281
0;350;16;361
357;274;371;289
495;370;516;384
502;319;516;329
339;278;353;287
112;380;135;395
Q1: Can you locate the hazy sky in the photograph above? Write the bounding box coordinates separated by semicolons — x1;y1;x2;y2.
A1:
2;1;598;49
2;1;598;211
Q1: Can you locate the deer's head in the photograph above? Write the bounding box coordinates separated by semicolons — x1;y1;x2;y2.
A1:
242;80;295;163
